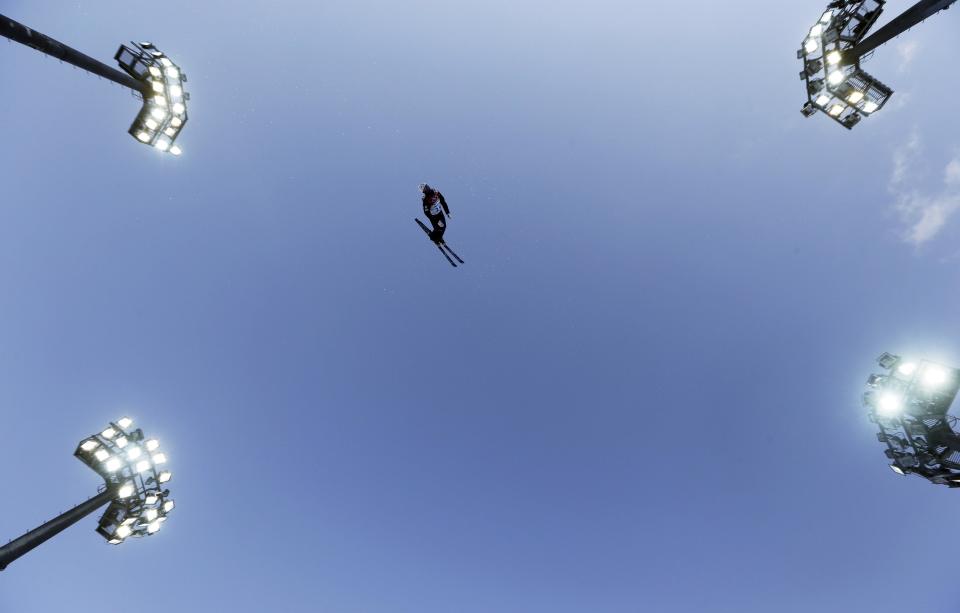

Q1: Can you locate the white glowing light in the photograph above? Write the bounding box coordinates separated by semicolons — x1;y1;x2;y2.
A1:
136;460;151;473
877;393;904;417
891;465;906;475
149;66;162;78
828;70;845;85
116;525;132;538
826;51;842;65
804;38;818;54
147;521;161;534
160;58;173;67
146;439;160;452
145;119;159;130
170;146;182;156
820;11;833;23
810;24;824;37
95;449;110;462
166;67;180;79
170;117;183;128
898;362;917;376
116;436;128;449
847;91;865;104
144;509;159;521
158;471;172;483
127;446;142;461
145;493;159;505
163;500;175;512
829;104;844;117
105;457;123;472
172;102;186;114
815;94;831;107
152;453;168;464
117;417;133;429
150;108;167;120
863;101;879;113
155;140;170;152
169;85;182;97
102;428;117;439
164;127;177;137
137;131;151;142
81;439;99;452
923;366;950;388
118;482;135;498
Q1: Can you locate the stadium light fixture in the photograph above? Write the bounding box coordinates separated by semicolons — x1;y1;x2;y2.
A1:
1;14;189;154
798;0;956;129
0;417;175;571
863;352;960;487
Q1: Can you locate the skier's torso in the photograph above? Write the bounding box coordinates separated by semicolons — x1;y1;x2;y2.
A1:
424;194;443;217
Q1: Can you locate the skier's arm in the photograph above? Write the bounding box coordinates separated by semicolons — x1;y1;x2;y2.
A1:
439;192;451;217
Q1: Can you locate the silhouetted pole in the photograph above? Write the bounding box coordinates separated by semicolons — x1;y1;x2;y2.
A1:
0;13;144;92
0;489;114;571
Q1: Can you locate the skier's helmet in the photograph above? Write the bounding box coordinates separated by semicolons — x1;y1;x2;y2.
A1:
420;183;434;196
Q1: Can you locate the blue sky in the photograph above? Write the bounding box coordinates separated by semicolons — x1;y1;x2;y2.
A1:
3;1;960;611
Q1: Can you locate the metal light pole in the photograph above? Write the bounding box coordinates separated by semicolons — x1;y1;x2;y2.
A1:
1;13;190;154
0;417;176;572
798;0;956;128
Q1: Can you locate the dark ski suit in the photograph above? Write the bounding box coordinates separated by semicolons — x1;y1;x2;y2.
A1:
422;191;450;243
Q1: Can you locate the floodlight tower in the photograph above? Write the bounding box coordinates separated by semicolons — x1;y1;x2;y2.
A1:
0;13;189;154
798;0;956;128
0;417;175;571
862;353;960;487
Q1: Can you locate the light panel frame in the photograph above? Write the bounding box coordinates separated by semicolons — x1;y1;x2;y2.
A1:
74;417;175;544
863;353;960;487
115;42;189;154
798;1;893;129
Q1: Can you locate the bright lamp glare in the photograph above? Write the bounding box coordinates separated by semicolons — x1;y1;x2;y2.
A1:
877;393;903;417
163;500;175;512
150;108;166;120
118;482;135;498
116;436;128;448
170;145;182;156
847;91;864;104
804;38;818;54
145;439;160;452
158;471;172;483
169;85;182;97
105;457;123;472
145;493;159;505
815;94;830;107
102;428;117;439
923;366;950;388
170;117;183;128
147;521;161;534
820;11;833;23
810;24;823;37
152;453;167;464
116;525;132;538
826;51;842;65
117;417;133;429
144;509;159;521
155;140;170;152
863;101;879;114
172;102;186;114
827;70;845;85
127;446;142;460
151;81;164;93
898;362;918;376
95;449;110;462
829;104;844;117
166;67;179;79
137;131;150;142
136;460;151;473
80;439;99;452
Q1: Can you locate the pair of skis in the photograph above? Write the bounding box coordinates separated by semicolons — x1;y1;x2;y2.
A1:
415;218;464;267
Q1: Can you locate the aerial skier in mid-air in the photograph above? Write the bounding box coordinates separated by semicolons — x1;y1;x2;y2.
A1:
415;183;464;267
